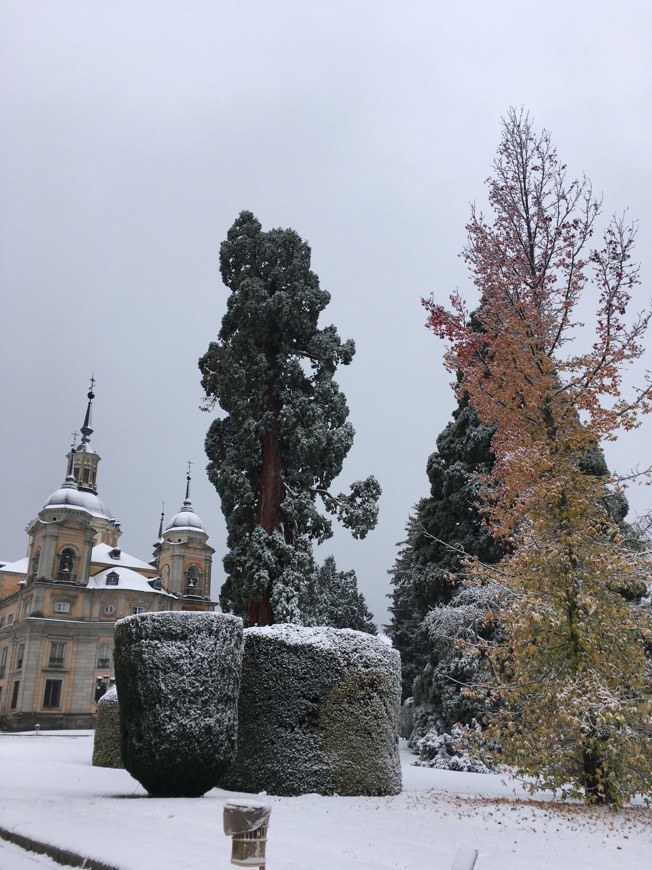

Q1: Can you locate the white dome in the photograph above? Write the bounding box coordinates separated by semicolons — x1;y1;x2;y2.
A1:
44;477;113;520
165;503;205;531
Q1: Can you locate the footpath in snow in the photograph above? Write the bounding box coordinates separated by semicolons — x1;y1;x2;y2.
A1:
0;731;649;870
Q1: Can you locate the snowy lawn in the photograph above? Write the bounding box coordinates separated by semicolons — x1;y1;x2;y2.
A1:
0;732;649;870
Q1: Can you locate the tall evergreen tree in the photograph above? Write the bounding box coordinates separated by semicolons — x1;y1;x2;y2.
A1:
387;515;428;702
388;395;503;724
200;212;380;627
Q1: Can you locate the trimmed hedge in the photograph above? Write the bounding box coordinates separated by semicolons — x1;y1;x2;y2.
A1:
114;611;243;797
92;685;122;769
221;625;402;796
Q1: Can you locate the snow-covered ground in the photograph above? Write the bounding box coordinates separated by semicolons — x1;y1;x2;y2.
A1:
0;732;649;870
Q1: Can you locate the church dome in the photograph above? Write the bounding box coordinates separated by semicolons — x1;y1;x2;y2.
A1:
165;501;205;532
164;471;206;533
44;476;113;520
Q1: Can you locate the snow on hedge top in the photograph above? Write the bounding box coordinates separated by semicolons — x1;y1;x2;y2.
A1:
115;609;242;638
247;624;399;669
98;685;118;704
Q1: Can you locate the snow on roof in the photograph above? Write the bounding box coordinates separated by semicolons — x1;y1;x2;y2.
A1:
43;484;113;520
91;543;156;574
87;566;175;596
0;557;28;576
165;509;206;532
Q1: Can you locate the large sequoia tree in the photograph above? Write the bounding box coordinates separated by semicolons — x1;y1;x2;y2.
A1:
200;211;380;626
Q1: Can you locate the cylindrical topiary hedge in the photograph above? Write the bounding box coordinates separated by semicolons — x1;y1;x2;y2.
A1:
221;625;402;796
114;611;243;797
92;685;123;769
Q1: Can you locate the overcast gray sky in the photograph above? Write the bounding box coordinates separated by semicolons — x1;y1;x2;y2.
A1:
1;0;651;625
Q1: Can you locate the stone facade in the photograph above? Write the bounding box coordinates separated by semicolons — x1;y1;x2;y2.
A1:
0;386;215;730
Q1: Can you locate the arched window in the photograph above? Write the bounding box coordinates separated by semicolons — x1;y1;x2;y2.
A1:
185;565;201;595
57;548;77;582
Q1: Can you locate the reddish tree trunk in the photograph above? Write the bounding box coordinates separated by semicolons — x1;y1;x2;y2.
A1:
248;409;284;626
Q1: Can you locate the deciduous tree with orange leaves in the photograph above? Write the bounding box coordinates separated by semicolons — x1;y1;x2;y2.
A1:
425;109;652;805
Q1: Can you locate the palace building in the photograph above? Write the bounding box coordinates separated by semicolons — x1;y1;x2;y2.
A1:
0;384;215;730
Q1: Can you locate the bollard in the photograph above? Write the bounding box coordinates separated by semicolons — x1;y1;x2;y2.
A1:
34;724;40;736
223;801;271;869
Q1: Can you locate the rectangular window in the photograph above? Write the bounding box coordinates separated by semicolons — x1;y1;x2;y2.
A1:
97;643;112;669
10;680;19;709
43;679;62;708
0;616;5;629
0;646;7;678
23;599;32;617
6;613;14;625
49;641;67;668
131;605;145;615
16;644;24;670
54;601;71;614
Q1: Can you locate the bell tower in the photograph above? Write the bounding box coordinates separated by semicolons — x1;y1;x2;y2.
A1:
156;467;214;608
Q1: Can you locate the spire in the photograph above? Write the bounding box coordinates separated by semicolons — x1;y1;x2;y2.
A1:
67;377;101;493
151;502;166;566
158;503;165;540
162;461;206;534
184;460;192;506
79;376;95;448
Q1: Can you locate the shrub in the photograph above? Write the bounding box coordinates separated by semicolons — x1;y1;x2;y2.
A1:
413;722;495;773
114;611;243;797
92;685;122;769
221;625;401;796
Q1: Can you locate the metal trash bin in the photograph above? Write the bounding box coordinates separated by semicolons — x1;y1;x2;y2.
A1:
223;800;272;868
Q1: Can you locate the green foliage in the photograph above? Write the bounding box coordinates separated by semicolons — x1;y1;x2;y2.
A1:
319;669;399;795
200;211;379;624
304;556;377;634
386;517;429;701
221;625;401;796
387;397;502;716
411;399;500;610
92;688;122;769
114;612;243;798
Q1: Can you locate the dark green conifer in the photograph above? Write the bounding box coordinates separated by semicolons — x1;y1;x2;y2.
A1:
388;395;502;725
200;212;380;626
